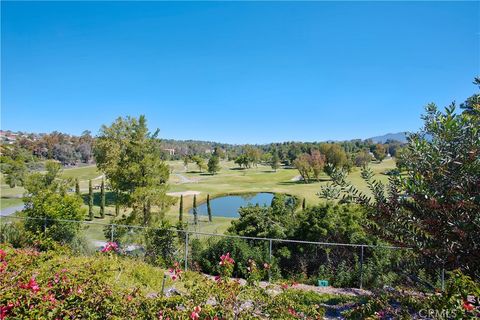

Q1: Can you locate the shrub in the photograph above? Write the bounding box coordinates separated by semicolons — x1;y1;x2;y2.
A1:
144;221;177;266
195;237;272;279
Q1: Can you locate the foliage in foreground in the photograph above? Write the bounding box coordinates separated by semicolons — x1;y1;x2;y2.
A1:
322;96;480;280
345;271;480;320
0;242;334;319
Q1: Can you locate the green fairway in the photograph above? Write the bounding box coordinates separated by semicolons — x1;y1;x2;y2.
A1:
1;158;396;239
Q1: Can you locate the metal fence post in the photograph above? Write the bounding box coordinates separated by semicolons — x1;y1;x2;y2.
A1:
43;217;47;235
184;232;189;271
359;245;364;289
441;268;445;291
110;224;115;242
269;239;272;281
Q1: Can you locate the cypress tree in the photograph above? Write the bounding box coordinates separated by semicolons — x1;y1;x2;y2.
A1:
302;198;306;210
115;191;120;217
75;178;80;196
207;194;212;222
179;195;184;222
193;194;198;225
100;179;105;218
88;180;94;220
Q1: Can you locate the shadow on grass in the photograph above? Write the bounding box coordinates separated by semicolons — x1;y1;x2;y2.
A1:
277;178;330;186
82;191;117;207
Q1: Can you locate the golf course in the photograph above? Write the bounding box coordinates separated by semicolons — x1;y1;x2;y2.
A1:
1;158;396;238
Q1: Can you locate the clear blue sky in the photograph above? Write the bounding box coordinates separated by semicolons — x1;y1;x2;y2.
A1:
1;1;478;144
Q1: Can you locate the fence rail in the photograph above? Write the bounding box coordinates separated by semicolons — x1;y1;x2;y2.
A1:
0;214;417;290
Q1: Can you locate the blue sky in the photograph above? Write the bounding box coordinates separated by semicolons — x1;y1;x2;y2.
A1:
1;1;478;144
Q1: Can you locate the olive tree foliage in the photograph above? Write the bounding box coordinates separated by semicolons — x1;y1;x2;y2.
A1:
0;158;27;188
22;160;86;243
207;155;220;175
320;100;480;279
94;115;174;226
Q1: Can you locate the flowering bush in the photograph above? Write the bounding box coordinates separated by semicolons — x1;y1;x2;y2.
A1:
101;241;119;253
344;270;480;319
169;261;183;281
0;243;332;319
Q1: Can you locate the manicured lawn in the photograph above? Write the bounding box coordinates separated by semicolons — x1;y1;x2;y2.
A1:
1;158;396;239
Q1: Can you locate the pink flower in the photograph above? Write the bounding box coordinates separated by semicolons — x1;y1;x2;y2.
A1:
101;242;119;253
194;306;201;313
463;300;474;311
288;307;297;316
42;293;56;304
168;262;182;281
126;295;133;302
0;249;6;261
214;275;221;282
20;277;40;293
190;312;199;320
219;252;235;266
0;302;14;320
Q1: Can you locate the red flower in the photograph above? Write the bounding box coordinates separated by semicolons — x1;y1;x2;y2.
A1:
190;306;201;319
219;252;235;266
0;302;14;320
463;300;474;311
101;242;119;253
20;277;40;293
0;249;6;261
288;307;297;316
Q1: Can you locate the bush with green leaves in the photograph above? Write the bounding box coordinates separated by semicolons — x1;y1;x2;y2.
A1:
144;221;177;266
344;270;480;320
193;237;272;280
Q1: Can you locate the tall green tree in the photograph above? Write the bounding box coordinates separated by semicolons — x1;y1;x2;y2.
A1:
94;115;172;226
22;161;86;243
373;144;387;162
88;179;94;220
354;150;372;168
207;194;212;222
207;155;220;175
115;191;120;217
191;156;206;172
179;194;184;222
270;151;280;172
75;178;81;196
324;101;480;278
193;194;198;225
100;179;105;218
0;158;27;188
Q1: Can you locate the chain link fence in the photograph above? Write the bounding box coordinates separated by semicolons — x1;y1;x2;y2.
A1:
0;214;433;290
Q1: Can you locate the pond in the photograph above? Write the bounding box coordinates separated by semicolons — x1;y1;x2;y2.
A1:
189;192;275;218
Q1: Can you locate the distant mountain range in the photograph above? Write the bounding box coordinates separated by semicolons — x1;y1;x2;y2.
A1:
368;132;408;144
